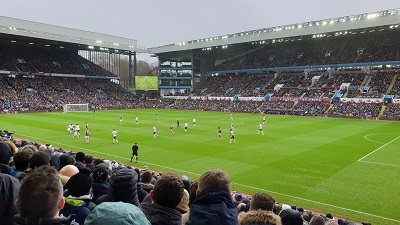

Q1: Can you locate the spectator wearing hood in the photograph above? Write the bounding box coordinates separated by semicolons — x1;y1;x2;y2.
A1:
84;202;151;225
95;168;139;206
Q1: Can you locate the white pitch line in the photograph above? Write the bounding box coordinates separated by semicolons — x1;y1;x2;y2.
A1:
364;134;385;144
359;160;400;168
15;133;400;223
358;135;400;161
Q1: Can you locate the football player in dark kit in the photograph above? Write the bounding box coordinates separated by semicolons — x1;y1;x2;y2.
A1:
130;143;139;162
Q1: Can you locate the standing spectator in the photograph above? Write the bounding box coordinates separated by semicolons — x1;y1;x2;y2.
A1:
186;169;238;225
140;172;184;225
14;165;75;225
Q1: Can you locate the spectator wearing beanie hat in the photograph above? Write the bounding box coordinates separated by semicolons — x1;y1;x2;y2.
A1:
232;192;243;206
279;209;303;225
91;166;110;202
60;167;95;225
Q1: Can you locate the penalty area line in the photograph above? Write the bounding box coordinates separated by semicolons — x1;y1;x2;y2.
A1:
358;135;400;162
15;133;400;223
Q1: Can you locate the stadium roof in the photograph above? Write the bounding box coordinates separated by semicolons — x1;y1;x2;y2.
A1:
149;8;400;54
0;16;146;53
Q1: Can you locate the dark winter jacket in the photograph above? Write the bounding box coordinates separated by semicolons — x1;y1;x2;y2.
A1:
238;210;282;225
91;181;110;203
14;215;75;225
185;187;238;225
139;202;182;225
95;168;139;206
0;174;20;225
60;197;95;225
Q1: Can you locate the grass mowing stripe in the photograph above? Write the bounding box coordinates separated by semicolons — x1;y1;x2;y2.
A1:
358;135;400;161
3;110;400;224
359;160;400;167
14;134;400;224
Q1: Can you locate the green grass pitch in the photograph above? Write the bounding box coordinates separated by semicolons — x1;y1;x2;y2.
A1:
2;109;400;225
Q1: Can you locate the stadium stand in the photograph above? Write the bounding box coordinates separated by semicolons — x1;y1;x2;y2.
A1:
2;10;400;225
213;28;400;71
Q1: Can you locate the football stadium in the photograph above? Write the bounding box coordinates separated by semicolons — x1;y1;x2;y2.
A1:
1;7;400;225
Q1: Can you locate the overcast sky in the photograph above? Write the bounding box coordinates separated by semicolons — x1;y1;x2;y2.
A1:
1;0;399;62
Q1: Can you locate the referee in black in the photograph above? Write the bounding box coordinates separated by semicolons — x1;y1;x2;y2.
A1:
130;143;139;163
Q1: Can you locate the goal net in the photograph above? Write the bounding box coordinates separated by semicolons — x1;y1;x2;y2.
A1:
63;103;89;113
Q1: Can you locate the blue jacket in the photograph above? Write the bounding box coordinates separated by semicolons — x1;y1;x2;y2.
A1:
185;187;238;225
60;197;95;225
91;181;110;203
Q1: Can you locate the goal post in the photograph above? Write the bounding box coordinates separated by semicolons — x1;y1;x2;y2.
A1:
63;103;89;113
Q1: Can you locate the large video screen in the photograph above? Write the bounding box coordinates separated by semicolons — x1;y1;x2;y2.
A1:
135;76;158;90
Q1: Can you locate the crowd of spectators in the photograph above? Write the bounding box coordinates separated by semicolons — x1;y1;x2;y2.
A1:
187;71;399;100
381;103;400;119
0;43;114;77
328;102;381;117
0;140;369;225
0;76;143;111
213;28;400;71
2;73;399;119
